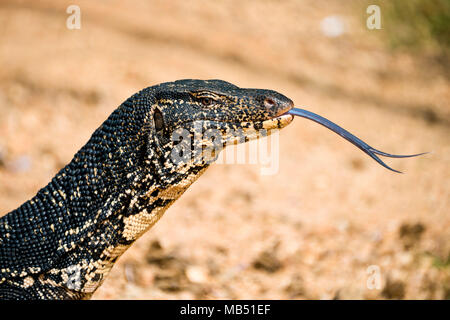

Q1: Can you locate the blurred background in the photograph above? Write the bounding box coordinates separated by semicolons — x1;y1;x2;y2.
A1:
0;0;448;299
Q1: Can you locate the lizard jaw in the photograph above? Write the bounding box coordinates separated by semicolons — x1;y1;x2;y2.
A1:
261;114;294;131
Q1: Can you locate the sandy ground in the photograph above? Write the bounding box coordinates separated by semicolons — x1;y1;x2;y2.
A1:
0;0;448;299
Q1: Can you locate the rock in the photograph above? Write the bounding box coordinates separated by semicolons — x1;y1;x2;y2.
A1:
186;265;208;284
444;286;450;300
153;267;188;292
284;273;305;298
252;245;283;273
0;145;6;167
145;240;177;268
123;262;139;284
145;239;193;293
320;16;345;38
381;278;406;299
399;222;426;250
7;155;32;173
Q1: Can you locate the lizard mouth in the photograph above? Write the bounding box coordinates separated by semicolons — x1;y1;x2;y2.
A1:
256;103;295;130
259;113;294;130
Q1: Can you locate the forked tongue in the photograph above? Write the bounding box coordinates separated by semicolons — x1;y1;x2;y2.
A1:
286;108;426;173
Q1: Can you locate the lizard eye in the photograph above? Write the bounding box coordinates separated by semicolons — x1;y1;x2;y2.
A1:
201;97;213;106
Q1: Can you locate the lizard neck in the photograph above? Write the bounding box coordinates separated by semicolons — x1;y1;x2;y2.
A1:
0;89;210;298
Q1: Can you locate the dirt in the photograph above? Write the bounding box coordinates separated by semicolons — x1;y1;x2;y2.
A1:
0;0;449;299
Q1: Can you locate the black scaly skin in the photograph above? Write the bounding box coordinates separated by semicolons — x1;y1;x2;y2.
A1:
0;79;294;299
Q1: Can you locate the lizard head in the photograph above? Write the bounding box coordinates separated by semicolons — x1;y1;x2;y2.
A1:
147;79;293;167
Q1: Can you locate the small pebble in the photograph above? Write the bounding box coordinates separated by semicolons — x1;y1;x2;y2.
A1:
186;265;208;284
0;145;6;167
320;15;345;38
7;155;32;173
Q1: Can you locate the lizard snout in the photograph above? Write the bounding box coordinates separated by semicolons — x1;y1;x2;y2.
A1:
261;94;294;117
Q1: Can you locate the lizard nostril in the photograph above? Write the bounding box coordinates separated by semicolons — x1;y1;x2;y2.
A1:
264;97;276;109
